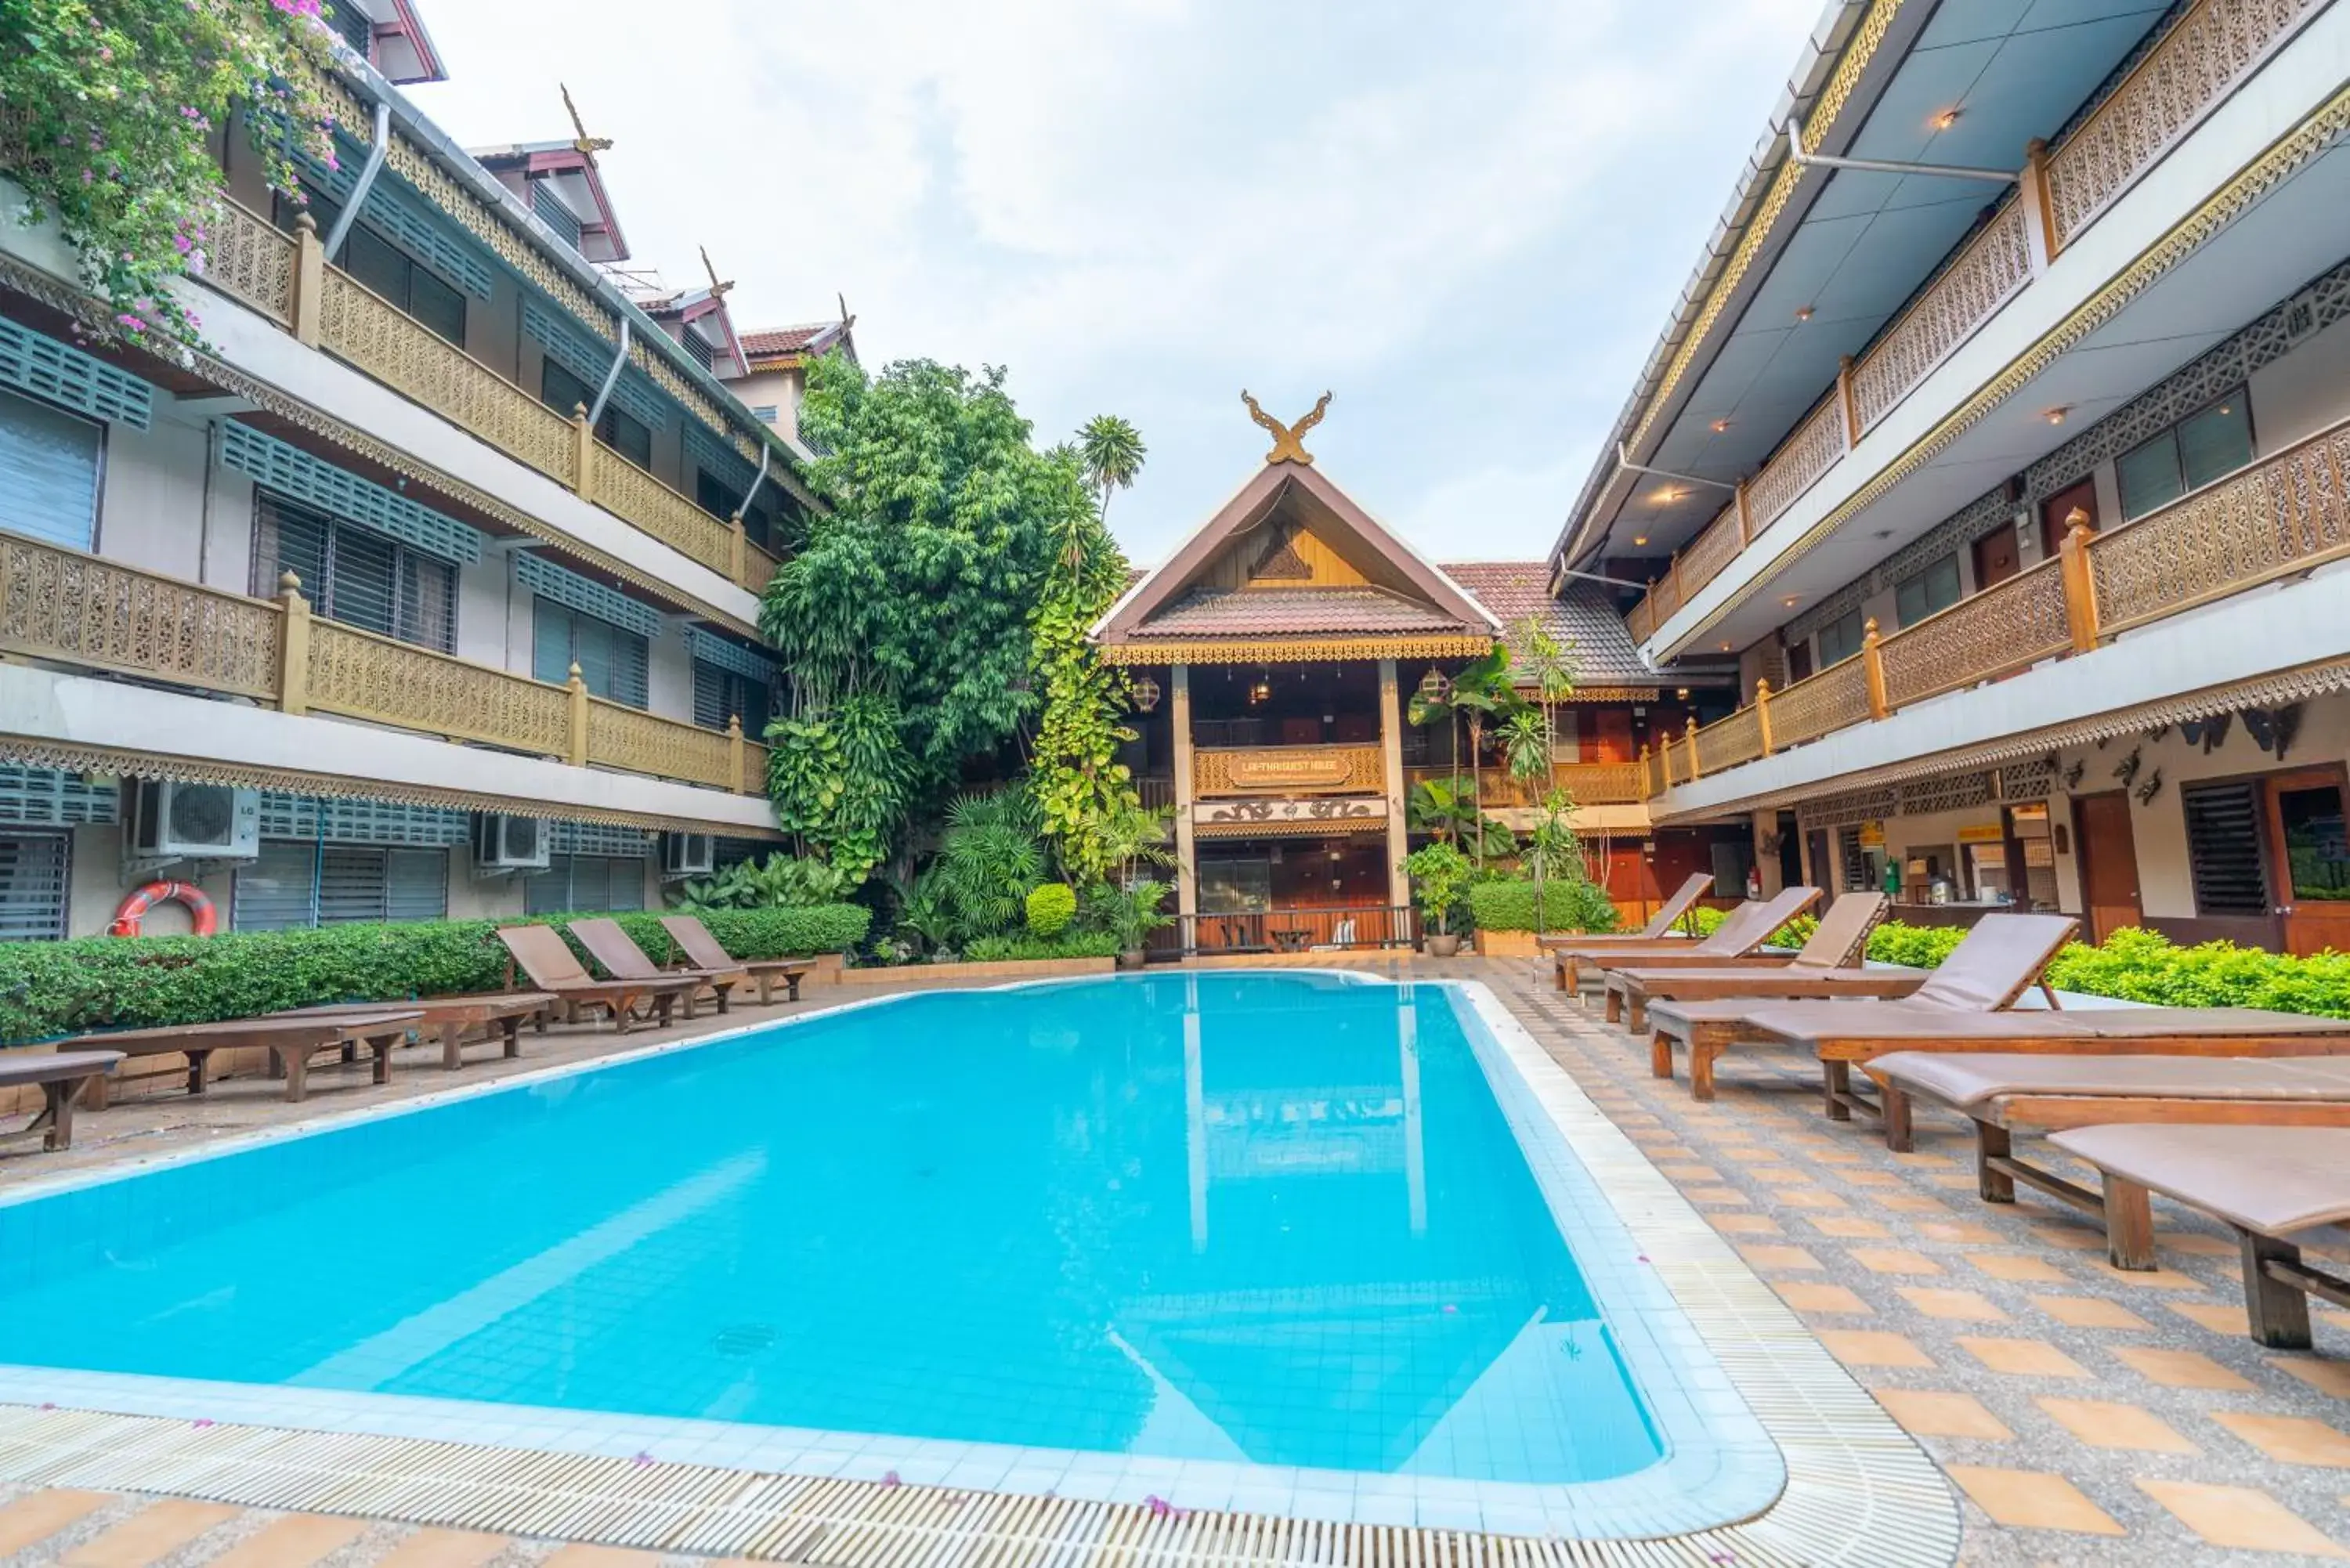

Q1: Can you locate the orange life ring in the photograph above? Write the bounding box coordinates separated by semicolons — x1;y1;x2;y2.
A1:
109;881;219;938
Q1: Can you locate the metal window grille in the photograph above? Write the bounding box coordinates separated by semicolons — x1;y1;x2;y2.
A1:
257;794;468;847
0;768;118;827
524;853;645;915
521;298;668;432
550;822;654;857
529;179;585;252
255;493;457;653
2182;782;2270;917
220;423;479;564
514;554;663;639
682;627;777;684
0;316;152;430
295;149;497;301
0;833;70;941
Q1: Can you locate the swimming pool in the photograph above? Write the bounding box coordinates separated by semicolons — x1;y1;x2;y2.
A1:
0;974;1781;1535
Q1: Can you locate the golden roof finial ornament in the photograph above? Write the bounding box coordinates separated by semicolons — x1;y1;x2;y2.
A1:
1242;390;1332;465
699;245;734;299
560;84;614;154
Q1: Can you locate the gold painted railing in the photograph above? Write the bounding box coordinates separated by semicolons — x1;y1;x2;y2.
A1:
2045;0;2315;248
201;207;772;594
1405;762;1650;808
0;534;283;699
0;534;765;797
1622;0;2312;650
1647;415;2350;800
741;538;783;593
1195;744;1385;798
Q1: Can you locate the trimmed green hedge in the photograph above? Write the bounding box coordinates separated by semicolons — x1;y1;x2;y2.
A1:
964;930;1122;963
1690;909;2349;1017
1468;879;1621;934
0;904;870;1046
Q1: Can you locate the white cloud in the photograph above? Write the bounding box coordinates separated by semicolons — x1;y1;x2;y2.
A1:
407;0;1819;562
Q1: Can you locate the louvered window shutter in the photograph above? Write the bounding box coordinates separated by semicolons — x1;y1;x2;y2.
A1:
234;841;319;931
385;848;448;923
2182;782;2269;916
317;846;389;923
0;833;69;941
692;662;728;730
0;388;100;550
523;854;570;916
606;857;645;912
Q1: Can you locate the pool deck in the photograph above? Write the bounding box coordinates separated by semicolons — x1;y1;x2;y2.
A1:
0;957;2341;1563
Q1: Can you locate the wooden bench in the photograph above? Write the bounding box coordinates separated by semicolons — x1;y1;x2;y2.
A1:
0;1050;122;1154
274;992;556;1071
52;1012;424;1107
2051;1125;2350;1346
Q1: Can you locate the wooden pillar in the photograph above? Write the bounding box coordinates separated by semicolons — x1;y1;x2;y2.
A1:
729;517;748;588
1755;677;1776;755
1861;616;1889;720
1379;658;1410;915
1837;355;1861;449
1171;663;1197;919
2019;139;2059;274
277;571;310;715
566;662;591;766
1752;811;1783;898
2059;513;2101;654
1734;480;1752;545
728;714;748;795
571;404;595;497
290;215;325;348
1684;715;1701;780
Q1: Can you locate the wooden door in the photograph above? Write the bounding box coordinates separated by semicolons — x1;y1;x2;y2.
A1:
1972;525;2021;591
2040;479;2099;559
1785;639;1814;685
2263;769;2350;956
2074;791;2142;942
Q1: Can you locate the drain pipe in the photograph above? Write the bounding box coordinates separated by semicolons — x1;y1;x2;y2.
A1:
1784;112;2018;184
1615;443;1738;493
732;441;771;522
322;100;393;259
586;316;631;428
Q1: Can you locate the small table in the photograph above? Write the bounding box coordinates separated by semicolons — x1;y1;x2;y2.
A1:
1269;928;1314;953
274;992;556;1071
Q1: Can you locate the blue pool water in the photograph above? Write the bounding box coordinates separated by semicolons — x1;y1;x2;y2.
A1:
0;974;1664;1486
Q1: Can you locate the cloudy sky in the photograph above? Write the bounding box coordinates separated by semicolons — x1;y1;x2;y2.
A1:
408;1;1819;567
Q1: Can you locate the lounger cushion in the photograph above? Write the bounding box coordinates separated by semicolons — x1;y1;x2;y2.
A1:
1739;1000;2095;1044
2070;1007;2350;1039
0;1049;122;1086
1872;1051;2350;1108
1909;914;2082;1009
2049;1125;2350;1237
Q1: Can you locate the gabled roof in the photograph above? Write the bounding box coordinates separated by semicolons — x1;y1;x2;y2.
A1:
740;320;858;367
635;286;748;379
1094;460;1500;659
470;142;629;262
1438;564;1688;692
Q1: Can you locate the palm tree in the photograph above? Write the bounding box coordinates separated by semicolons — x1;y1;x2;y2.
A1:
1077;414;1148;526
1409;647;1523;871
1509;616;1581;930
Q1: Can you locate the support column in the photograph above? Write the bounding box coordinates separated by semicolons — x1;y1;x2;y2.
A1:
1172;664;1198;919
1752;811;1783;898
1379;659;1410;916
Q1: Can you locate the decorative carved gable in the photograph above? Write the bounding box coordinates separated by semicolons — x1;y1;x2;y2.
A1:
1248;518;1312;582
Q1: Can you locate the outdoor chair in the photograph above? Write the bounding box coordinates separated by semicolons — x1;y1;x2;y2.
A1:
570;918;743;1017
495;925;700;1035
1554;886;1822;994
1537;872;1712;953
660;915;815;1003
1600;892;1912;1031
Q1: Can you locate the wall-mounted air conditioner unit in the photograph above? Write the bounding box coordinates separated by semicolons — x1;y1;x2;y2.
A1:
661;832;715;878
129;782;260;862
473;813;551;873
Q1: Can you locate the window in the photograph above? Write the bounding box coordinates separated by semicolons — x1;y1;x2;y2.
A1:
2181;781;2269;916
331;0;372;53
0;387;100;550
1816;608;1865;668
692;660;773;735
233;841;447;931
682;329;718;374
532;596;649;708
253;493;455;652
691;470;777;545
313;196;466;347
2117;389;2253;520
540;358;653;470
1893;555;1961;627
523;853;645;915
2276;782;2350;903
0;833;69;940
750;405;779;424
529;179;584;252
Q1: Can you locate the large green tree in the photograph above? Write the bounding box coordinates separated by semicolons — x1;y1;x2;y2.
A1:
760;356;1091;874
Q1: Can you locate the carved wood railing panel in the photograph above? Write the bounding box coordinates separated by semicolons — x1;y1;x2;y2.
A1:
1746;394;1848;534
2090;416;2350;633
739;539;783;594
1876;559;2071;708
1675;500;1746;603
587;444;734;576
1851;203;2034;432
1762;659;1871;751
308;618;571;756
0;536;282;698
206;199;296;327
1405;761;1650;809
317;269;582;486
2045;0;2316;248
587;698;739;790
1700;705;1765;774
1195;745;1385;798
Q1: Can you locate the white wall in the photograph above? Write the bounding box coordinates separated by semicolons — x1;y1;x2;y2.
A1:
2249;306;2350;450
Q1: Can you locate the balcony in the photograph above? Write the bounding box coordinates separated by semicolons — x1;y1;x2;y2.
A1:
1623;0;2319;648
204;201;775;597
0;532;768;797
1192;744;1386;799
1404;762;1650;810
1646;414;2350;807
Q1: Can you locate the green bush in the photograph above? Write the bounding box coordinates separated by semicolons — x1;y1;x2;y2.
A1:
963;930;1122;963
0;904;870;1046
1467;878;1621;934
1025;883;1077;938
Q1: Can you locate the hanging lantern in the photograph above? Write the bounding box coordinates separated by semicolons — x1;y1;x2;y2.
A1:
1417;667;1446;701
1130;674;1162;714
1248;678;1273;705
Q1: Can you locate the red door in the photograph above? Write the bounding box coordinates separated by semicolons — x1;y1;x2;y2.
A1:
2264;769;2350;957
1972;525;2021;591
2074;792;2142;943
2040;479;2099;560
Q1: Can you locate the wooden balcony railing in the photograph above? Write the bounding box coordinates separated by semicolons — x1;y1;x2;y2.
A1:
202;201;776;594
0;533;767;797
1620;0;2312;648
1645;415;2350;801
1194;744;1385;798
1403;761;1650;808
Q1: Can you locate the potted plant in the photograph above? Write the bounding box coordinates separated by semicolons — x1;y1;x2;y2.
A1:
1405;842;1473;957
1104;878;1173;969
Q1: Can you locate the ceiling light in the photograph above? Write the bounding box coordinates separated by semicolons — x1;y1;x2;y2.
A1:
1932;108;1961;131
1632;535;1650;547
1719;642;1734;652
1655;487;1687;504
1676;687;1691;700
1795;305;1815;322
1782;595;1800;607
1710;417;1732;433
2043;406;2070;425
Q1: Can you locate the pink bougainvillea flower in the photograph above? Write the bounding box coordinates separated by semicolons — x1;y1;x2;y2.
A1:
879;1470;902;1488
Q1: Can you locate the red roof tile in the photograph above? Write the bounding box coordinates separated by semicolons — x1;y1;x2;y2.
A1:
1130;587;1479;638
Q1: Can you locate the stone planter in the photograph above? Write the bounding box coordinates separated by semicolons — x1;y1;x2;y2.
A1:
1116;948;1148;970
1424;934;1463;958
1474;930;1542;958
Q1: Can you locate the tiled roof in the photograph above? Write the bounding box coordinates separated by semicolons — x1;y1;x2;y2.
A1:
1441;562;1657;687
1130;587;1480;638
741;323;841;358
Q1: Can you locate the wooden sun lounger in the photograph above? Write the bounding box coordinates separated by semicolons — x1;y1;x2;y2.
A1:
570;918;740;1017
1553;886;1823;993
0;1050;122;1153
1644;912;2081;1102
273;992;557;1071
2050;1125;2350;1347
1537;872;1713;952
52;1012;424;1106
1602;892;1900;1031
496;926;700;1034
1864;1052;2350;1270
660;916;815;1004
